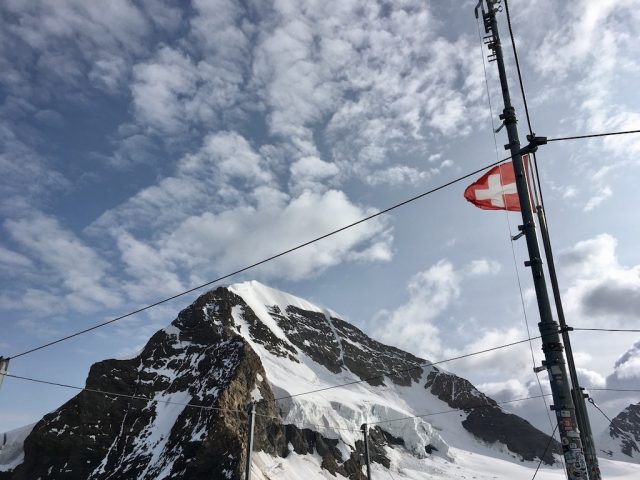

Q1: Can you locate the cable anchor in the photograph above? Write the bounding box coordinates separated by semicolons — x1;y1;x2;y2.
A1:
519;134;548;155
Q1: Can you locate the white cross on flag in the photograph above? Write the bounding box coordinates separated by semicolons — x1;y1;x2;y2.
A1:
464;157;528;212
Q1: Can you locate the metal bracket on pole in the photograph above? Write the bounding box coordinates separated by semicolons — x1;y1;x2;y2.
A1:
519;135;548;155
511;231;525;241
524;258;543;268
245;402;256;480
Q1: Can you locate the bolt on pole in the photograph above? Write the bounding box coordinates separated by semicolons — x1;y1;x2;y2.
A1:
476;1;589;478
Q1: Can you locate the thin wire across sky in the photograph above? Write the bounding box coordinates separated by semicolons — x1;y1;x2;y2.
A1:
6;128;639;361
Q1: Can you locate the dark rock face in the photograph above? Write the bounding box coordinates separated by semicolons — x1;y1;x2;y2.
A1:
330;316;424;386
256;424;402;480
463;408;560;464
269;305;343;374
280;425;365;479
261;304;425;386
425;369;561;464
426;369;496;410
365;426;405;468
608;402;640;458
237;304;299;362
4;288;281;480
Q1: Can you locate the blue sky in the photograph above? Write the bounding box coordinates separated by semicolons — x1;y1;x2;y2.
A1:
1;0;639;435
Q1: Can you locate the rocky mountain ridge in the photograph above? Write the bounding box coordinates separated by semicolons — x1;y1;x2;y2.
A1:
1;281;561;479
598;402;640;463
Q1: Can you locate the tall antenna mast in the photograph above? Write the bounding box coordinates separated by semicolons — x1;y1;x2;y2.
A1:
475;1;590;478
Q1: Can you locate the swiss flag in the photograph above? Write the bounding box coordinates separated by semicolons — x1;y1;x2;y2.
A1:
464;157;529;212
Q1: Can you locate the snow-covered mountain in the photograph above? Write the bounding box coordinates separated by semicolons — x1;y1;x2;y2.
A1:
1;281;639;479
598;402;640;463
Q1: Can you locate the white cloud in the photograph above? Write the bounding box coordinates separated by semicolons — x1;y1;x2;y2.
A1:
365;166;432;187
449;327;535;379
576;367;606;388
160;189;392;281
130;44;247;135
4;213;122;312
91;131;276;235
289;156;340;192
371;257;503;360
0;0;157;97
115;231;185;302
563;186;578;199
0;121;70;215
527;0;640;162
477;378;530;400
606;340;640;389
465;259;501;277
364;158;454;187
290;156;339;180
231;0;490;180
0;246;33;269
89;131;392;290
560;234;640;327
372;260;458;360
583;185;612;212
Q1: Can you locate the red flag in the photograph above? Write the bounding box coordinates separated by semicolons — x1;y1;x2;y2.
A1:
464;159;526;212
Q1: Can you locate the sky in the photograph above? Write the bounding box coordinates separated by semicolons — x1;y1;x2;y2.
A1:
0;0;639;441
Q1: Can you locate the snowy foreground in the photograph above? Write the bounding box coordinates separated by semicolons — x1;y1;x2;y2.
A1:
252;450;639;480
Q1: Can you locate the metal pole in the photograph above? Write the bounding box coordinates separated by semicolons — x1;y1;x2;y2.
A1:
0;357;8;391
477;1;589;478
536;206;601;479
245;402;255;480
362;423;372;480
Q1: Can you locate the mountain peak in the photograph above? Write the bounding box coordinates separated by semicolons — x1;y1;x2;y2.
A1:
1;282;564;479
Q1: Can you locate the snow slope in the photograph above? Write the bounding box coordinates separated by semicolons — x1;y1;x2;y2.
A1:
2;280;640;479
0;424;34;473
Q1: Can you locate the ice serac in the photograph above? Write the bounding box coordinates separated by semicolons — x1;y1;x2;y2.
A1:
1;281;562;479
598;402;640;463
